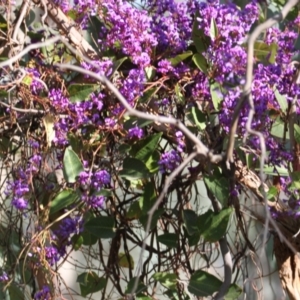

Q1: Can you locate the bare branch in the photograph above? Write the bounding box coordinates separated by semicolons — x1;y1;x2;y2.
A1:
226;0;300;165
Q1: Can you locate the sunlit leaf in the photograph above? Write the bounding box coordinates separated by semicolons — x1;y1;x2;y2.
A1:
68;83;98;102
192;53;208;74
43;114;56;148
274;90;288;113
152;272;177;289
225;284;243;300
118;252;134;269
50;189;78;215
63;147;84;183
210;18;218;40
210;82;223;111
188;106;207;130
145;66;156;81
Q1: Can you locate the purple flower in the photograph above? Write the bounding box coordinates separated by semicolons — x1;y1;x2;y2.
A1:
54;216;83;241
159;150;181;173
45;246;60;266
157;59;174;75
34;285;51;300
0;272;9;282
12;197;28;210
93;170;111;189
128;126;144;139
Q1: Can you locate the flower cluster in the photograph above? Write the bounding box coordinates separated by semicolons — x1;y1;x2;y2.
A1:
101;0;158;68
159;150;181;173
78;170;110;208
34;285;51;300
0;272;8;282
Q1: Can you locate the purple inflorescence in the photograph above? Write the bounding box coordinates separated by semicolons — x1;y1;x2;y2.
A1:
159;150;181;173
34;285;51;300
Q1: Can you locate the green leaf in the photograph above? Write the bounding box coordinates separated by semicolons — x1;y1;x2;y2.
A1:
8;283;24;300
210;18;218;40
77;272;106;297
260;165;289;176
50;189;78;215
139;208;164;230
138;87;160;103
274;90;288;113
152;272;177;289
111;57;128;78
192;53;208;74
290;171;300;189
72;234;84;250
182;209;199;235
126;201;142;219
84;216;115;239
271;117;287;139
188;270;222;297
139;182;156;214
145;66;156;81
145;150;160;174
225;284;243;300
81;231;98;246
253;41;278;63
198;208;233;242
118;252;134;269
204;174;229;206
192;11;210;53
157;233;178;248
188;106;207;130
120;157;150;180
175;83;184;103
210;82;223;111
63;147;84;183
22;74;33;86
169;51;193;67
295;123;300;144
125;277;147;295
68;83;98;102
267;186;278;201
135;133;163;162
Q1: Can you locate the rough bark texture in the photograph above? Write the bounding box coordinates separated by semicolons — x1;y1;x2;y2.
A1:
274;236;300;300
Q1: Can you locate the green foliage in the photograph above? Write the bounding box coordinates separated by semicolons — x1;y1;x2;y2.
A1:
188;270;222;297
198;208;233;242
157;233;178;248
67;83;99;102
204;173;230;206
120;157;150;180
63;147;84;183
50;189;78;215
84;216;116;239
169;51;193;67
77;272;106;297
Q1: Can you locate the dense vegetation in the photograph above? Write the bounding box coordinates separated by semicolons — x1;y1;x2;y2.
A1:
0;0;300;299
